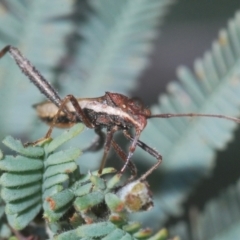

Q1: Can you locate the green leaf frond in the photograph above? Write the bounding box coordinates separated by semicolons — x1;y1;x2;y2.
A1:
137;11;240;223
0;124;84;230
0;151;12;239
0;124;176;239
55;222;169;240
169;177;240;240
64;0;174;97
51;175;169;239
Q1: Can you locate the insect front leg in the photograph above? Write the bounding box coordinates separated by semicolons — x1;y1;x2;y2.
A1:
111;139;137;182
45;94;95;139
123;130;162;181
97;127;137;179
98;126;118;174
120;130;142;174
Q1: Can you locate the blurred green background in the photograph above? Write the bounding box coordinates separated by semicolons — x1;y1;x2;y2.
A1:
0;0;240;239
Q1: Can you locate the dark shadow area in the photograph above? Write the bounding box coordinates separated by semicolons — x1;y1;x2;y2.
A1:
133;0;240;105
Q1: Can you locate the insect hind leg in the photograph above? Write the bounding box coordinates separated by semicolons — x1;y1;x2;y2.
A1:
98;126;118;174
0;45;62;108
123;130;162;181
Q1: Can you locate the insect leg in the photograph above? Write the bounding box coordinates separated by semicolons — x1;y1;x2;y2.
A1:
0;45;62;108
45;94;94;138
120;130;142;174
98;127;118;174
123;130;162;181
111;139;137;182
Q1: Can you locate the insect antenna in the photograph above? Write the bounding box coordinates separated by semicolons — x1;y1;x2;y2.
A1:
149;113;240;123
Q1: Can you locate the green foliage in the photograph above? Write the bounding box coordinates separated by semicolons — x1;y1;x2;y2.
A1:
54;222;169;240
0;126;170;239
196;181;240;240
0;0;240;239
169;179;240;240
0;152;12;239
0;124;83;230
65;0;174;97
136;10;240;227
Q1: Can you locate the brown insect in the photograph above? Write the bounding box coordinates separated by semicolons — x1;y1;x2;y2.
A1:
1;45;240;181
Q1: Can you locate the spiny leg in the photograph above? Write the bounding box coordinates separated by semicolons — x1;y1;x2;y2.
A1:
0;45;62;108
111;139;137;182
98;126;118;174
0;46;92;144
123;130;162;181
0;46;95;141
120;129;141;174
96;128;137;180
0;45;159;179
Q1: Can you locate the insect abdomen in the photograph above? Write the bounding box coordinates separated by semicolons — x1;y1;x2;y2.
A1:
34;101;78;128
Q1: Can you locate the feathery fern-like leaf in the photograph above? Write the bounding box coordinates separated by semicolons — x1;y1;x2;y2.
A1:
0;128;174;238
63;0;174;97
198;181;240;240
55;222;169;240
52;174;169;240
0;151;11;239
136;11;240;225
169;177;240;240
0;124;83;230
